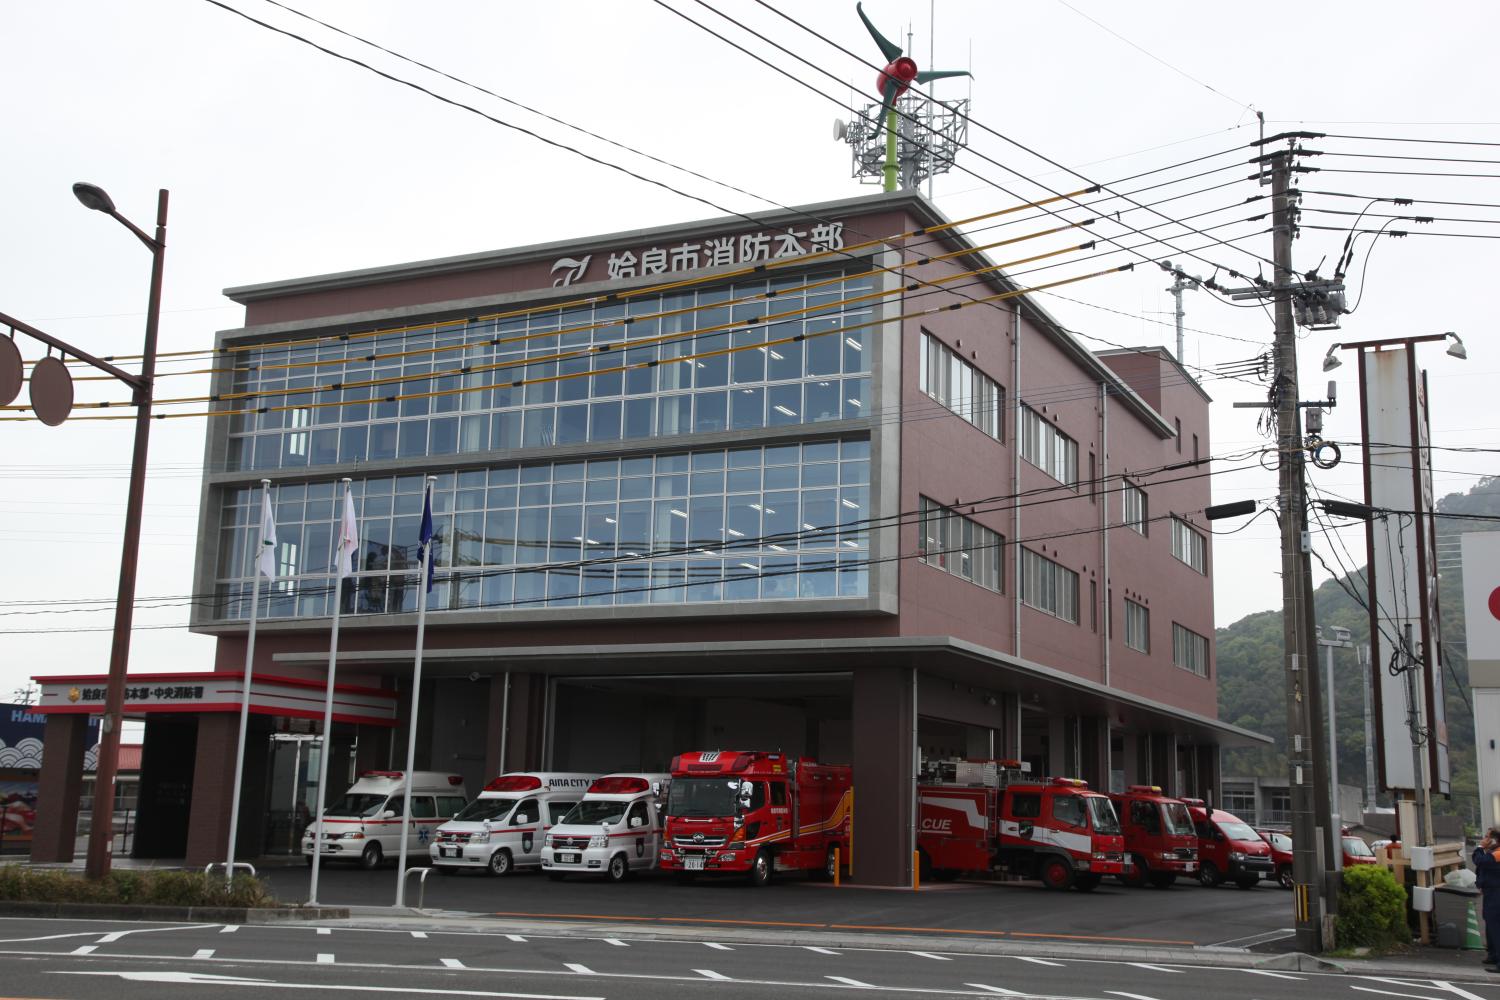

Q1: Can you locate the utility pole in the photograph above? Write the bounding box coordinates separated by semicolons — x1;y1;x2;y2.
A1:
1361;643;1377;810
1161;260;1200;363
1269;143;1332;952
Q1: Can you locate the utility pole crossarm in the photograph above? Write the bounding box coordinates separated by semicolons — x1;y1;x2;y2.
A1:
0;310;144;389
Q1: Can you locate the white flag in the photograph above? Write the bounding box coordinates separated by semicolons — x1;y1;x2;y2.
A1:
255;489;278;579
336;484;360;579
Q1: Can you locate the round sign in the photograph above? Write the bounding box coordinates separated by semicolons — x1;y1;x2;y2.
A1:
0;337;21;407
28;355;74;426
1490;585;1500;622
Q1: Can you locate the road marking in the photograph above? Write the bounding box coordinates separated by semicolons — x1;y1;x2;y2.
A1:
908;951;950;961
704;942;733;951
1107;993;1164;1000
97;932;130;944
221;926;239;934
694;970;730;980
507;935;527;943
54;969;604;999
827;975;875;987
412;932;428;939
563;963;593;975
92;925;219;944
805;947;839;955
1430;982;1492;1000
1352;988;1452;1000
194;949;216;959
317;928;331;936
441;959;465;969
1242;969;1304;980
71;945;97;955
1209;927;1297;949
1127;964;1181;974
965;986;1025;996
1011;957;1063;967
603;939;628;947
317;953;334;964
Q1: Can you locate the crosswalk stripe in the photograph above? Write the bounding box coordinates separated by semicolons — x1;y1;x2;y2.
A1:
441;958;464;969
965;985;1025;996
828;976;875;987
695;970;731;980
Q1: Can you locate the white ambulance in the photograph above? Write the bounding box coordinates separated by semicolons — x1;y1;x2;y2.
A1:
540;773;671;882
301;770;468;870
429;772;595;876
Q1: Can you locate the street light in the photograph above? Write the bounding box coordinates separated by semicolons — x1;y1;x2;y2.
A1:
73;183;169;880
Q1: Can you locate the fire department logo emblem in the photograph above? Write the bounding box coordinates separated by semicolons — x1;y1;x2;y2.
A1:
522;833;534;853
635;838;645;858
693;833;705;844
67;687;81;703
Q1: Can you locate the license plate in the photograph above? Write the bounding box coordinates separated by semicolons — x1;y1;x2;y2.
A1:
559;853;580;864
439;847;455;858
684;857;705;871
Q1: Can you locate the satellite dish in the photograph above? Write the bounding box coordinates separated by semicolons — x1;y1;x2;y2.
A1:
833;118;848;140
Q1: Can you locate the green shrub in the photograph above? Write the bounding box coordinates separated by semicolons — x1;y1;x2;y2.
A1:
1336;865;1409;950
0;866;276;908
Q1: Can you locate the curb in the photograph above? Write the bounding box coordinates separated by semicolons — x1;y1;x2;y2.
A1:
0;901;349;922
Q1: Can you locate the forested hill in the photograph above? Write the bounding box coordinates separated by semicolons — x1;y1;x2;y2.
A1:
1216;475;1500;826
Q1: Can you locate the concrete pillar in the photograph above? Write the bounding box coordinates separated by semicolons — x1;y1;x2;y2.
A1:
852;666;915;887
1000;694;1022;760
1149;733;1171;791
1080;717;1110;792
30;713;90;863
1120;731;1140;787
1047;714;1067;777
485;672;546;773
1197;744;1221;806
185;714;241;867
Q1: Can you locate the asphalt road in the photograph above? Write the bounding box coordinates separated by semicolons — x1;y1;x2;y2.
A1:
265;865;1292;950
0;916;1496;1000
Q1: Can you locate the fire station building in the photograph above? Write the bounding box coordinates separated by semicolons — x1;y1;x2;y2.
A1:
44;190;1265;884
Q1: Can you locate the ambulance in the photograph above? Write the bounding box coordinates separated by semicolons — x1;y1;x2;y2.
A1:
540;773;672;882
301;770;468;870
429;772;595;876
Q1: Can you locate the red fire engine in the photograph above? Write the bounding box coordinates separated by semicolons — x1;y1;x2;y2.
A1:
918;760;1126;891
659;750;851;887
1108;785;1198;888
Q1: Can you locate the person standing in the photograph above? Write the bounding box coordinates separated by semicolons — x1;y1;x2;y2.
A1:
1474;829;1500;971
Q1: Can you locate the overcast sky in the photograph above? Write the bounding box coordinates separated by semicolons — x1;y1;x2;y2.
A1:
2;0;1495;700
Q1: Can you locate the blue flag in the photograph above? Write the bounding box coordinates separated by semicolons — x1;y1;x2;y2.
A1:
418;483;435;594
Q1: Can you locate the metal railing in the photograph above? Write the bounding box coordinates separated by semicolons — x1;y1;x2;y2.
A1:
402;866;434;910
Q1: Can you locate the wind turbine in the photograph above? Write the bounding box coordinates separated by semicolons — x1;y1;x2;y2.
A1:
856;2;971;191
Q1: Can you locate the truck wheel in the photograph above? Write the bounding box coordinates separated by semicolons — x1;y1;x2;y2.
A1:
1197;861;1221;887
606;854;629;883
809;846;838;882
1148;872;1177;889
1039;856;1074;891
1074;874;1101;892
359;842;383;870
1120;855;1148;887
1277;864;1293;890
487;849;513;877
1235;876;1259;890
747;849;773;887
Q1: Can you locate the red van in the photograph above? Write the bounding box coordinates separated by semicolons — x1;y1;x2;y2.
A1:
1182;800;1273;888
1255;828;1294;889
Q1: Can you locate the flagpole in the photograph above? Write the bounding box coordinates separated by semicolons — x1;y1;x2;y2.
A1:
224;477;271;884
308;477;354;908
395;475;437;908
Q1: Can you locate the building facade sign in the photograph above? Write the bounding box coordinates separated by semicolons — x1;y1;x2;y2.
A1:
32;672;398;727
551;222;847;286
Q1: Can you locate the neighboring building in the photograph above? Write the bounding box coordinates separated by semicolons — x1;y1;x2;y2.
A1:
0;704;105;855
1221;775;1364;831
33;190;1259;879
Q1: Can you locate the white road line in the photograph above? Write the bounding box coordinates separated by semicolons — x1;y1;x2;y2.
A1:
97;932;131;943
317;928;332;936
317;953;335;964
412;932;428;939
94;925;219;944
55;970;607;999
1351;988;1451;1000
827;976;875;988
965;986;1025;997
71;945;97;955
1430;982;1492;1000
704;942;733;951
1107;992;1164;1000
441;959;465;969
221;926;240;934
603;939;628;947
1127;964;1181;974
694;970;731;980
563;963;593;975
507;935;527;943
1242;969;1304;980
1012;957;1064;967
194;949;216;960
805;947;839;955
908;951;950;961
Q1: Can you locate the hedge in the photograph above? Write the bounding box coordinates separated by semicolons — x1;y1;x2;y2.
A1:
0;866;276;908
1335;864;1408;950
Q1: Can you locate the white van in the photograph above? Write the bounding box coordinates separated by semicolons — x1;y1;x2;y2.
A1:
302;770;468;870
430;772;596;876
541;773;671;882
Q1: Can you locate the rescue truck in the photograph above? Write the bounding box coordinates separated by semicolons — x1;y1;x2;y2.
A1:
917;759;1126;891
430;772;595;876
541;773;671;882
1108;784;1198;888
302;771;468;870
659;750;851;887
1182;799;1273;888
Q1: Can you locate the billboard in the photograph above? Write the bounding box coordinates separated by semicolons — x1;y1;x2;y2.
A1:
1359;346;1450;795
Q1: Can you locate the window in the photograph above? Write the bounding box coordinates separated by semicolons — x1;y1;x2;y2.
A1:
1222;788;1255;816
919;331;1004;439
438;795;467;818
918;496;1003;592
1018;405;1077;486
1130;800;1161;834
1174;416;1182;452
513;799;539;825
1170;517;1206;573
625;801;650;828
1011;793;1042;819
1124;599;1149;653
1051;794;1086;828
1089;579;1098;633
409;796;437;818
549;802;575;824
1020;547;1079;623
1173;623;1209;677
1193;433;1199;463
769;782;787;807
1123;483;1147;535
